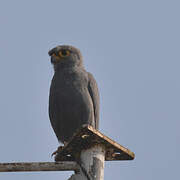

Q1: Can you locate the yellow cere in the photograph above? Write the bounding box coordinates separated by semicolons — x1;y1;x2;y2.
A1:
52;53;60;59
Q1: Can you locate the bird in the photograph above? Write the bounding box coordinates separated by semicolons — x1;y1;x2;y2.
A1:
48;45;100;146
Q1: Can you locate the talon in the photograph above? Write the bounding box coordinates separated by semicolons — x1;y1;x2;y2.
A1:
51;150;58;157
51;146;64;157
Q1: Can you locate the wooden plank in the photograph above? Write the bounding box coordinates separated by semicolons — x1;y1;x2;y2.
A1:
54;125;135;162
0;162;79;172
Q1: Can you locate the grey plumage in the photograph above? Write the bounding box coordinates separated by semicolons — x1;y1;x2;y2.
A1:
48;45;99;144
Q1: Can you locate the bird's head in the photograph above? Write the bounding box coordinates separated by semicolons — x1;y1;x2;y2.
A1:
48;45;83;71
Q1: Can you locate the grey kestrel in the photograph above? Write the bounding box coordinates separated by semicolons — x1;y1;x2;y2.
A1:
48;45;100;145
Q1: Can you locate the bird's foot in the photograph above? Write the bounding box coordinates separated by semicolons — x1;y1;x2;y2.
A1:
51;146;64;157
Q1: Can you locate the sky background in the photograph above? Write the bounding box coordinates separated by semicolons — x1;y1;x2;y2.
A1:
0;0;179;179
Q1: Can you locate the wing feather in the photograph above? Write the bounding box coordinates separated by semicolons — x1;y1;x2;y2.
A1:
87;72;100;129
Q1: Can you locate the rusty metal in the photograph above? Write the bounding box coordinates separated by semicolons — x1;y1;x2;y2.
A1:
54;125;135;161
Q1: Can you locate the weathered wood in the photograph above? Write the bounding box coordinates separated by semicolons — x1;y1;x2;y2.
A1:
0;162;79;172
81;145;105;180
0;126;135;180
68;145;105;180
53;125;135;180
54;125;135;162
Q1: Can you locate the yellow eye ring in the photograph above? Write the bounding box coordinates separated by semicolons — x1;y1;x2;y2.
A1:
59;50;70;57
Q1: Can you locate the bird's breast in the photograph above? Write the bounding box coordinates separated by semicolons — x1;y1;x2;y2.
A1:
51;70;88;92
49;69;95;142
49;70;94;123
50;70;93;112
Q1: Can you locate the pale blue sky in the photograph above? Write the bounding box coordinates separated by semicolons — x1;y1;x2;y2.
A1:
0;0;179;179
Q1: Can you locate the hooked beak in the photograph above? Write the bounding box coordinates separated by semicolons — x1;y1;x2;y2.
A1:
50;54;61;64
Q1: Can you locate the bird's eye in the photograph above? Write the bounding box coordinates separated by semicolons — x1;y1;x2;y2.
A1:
59;50;70;57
